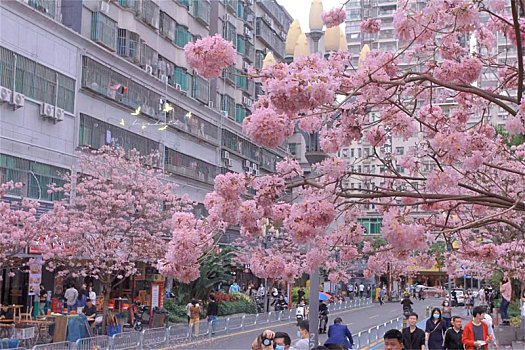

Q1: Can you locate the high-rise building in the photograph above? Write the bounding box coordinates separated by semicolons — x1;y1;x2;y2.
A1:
0;0;292;249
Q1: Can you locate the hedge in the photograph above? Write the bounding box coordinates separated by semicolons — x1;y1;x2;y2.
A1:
164;296;256;323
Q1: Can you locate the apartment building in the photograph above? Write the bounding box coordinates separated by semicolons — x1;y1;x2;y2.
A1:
0;0;291;220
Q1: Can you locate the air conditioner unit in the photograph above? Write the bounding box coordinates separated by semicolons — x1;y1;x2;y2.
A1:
243;160;250;169
55;108;65;122
99;1;110;14
252;163;258;171
145;65;153;75
175;83;182;90
253;169;259;176
40;103;55;118
222;110;229;117
222;150;230;159
0;87;12;103
243;62;250;70
208;101;214;108
224;158;232;168
11;92;25;109
244;28;252;37
224;14;233;22
243;96;253;106
160;74;168;83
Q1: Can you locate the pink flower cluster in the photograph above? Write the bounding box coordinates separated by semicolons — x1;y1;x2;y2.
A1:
284;199;336;244
184;34;235;79
360;18;381;33
433;57;482;84
321;8;346;28
381;209;428;251
243;106;294;148
276;158;303;179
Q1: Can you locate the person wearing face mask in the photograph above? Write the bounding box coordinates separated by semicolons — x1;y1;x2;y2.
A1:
294;320;310;350
251;330;291;350
442;300;452;330
425;308;445;349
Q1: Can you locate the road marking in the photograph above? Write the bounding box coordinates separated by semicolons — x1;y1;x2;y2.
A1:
369;315;379;319
362;338;383;350
163;304;374;349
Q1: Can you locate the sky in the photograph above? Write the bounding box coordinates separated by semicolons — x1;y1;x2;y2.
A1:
276;0;347;33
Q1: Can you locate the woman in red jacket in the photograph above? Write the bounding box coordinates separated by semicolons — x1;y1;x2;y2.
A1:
462;306;493;350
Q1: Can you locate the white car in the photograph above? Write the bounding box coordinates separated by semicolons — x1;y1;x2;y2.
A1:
452;289;465;306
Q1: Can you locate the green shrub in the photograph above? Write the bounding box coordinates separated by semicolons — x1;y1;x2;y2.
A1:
164;299;205;323
218;299;256;316
292;287;309;304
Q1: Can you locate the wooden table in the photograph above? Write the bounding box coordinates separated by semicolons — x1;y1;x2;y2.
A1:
8;305;23;320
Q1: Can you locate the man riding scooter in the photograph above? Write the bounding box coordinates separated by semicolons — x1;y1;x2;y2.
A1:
401;293;413;319
319;300;329;334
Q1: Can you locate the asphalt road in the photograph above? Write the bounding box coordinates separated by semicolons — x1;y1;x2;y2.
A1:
169;298;439;350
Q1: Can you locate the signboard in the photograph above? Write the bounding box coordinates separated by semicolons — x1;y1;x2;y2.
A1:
28;258;43;296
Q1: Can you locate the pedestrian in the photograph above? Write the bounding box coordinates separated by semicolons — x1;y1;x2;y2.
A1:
402;312;425;350
324;317;353;349
185;300;193;324
481;307;497;349
319;300;329;334
76;283;88;314
64;284;78;314
451;289;457;307
251;330;291;350
298;287;305;302
88;285;96;305
38;284;47;316
294;319;310;350
418;288;424;301
359;283;365;298
426;307;445;349
229;281;240;294
479;286;485;304
379;287;385;305
499;274;512;325
366;285;371;298
462;306;494;350
443;316;463;350
188;299;200;336
0;303;14;323
276;295;287;311
348;284;354;299
206;294;218;336
384;329;404;350
442;299;452;330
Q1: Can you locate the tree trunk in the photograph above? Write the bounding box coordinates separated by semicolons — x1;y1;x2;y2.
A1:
101;282;111;335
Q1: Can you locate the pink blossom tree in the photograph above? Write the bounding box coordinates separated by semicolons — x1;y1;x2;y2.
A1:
0;182;45;271
41;147;203;329
178;0;525;284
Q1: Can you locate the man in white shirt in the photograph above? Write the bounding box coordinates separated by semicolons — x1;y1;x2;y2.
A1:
64;285;78;314
186;301;193;324
482;312;497;349
359;283;365;298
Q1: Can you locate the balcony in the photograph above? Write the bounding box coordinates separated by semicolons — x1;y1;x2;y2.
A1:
256;18;285;58
165;149;217;185
193;0;211;26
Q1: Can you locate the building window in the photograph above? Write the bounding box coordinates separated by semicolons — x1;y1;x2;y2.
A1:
192;74;209;103
237;35;246;55
358;218;382;235
221;94;235;118
140;0;160;29
175;25;192;47
169;105;218;140
255;50;264;70
396;147;404;155
351;148;354;157
174;66;191;91
223;21;236;43
237;73;248;92
221;66;236;86
222;129;260;161
0;47;75;113
165;148;216;184
235;104;247;124
140;42;158;69
159;11;176;40
358;148;362;158
0;154;66;202
118;29;140;62
177;0;192;6
288;143;297;156
81;56;162;119
91;12;117;51
79;114;160;156
193;0;211;25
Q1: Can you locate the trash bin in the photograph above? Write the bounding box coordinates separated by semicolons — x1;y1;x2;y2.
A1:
150;307;169;328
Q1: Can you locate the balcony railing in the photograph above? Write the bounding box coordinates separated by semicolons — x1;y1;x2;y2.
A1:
193;0;210;25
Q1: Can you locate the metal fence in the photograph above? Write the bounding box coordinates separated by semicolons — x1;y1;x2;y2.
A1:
353;316;403;349
28;298;373;350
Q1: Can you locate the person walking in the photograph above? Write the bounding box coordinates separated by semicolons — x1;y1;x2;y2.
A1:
319;300;329;334
188;299;200;336
206;294;218;336
499;274;512;325
324;317;354;349
298;287;305;302
379;287;385;306
359;283;365;298
402;312;425;350
443;316;463;350
442;300;452;330
462;306;493;350
425;308;445;349
64;284;78;314
348;284;354;299
185;300;193;324
38;284;47;316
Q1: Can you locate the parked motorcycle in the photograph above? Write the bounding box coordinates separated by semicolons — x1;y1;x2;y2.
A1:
133;302;150;331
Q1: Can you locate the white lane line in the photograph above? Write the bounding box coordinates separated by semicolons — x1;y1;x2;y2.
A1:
369;315;379;319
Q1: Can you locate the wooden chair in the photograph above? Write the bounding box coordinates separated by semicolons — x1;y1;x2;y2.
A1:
19;306;33;320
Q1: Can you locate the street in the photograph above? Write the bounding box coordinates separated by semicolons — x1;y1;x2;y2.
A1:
169;298;438;349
